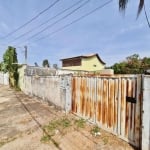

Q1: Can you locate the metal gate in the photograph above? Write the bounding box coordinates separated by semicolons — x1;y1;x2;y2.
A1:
72;75;142;148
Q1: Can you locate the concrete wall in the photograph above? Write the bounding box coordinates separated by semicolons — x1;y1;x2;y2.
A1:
17;68;150;149
0;72;9;85
18;65;27;90
23;75;72;111
142;75;150;150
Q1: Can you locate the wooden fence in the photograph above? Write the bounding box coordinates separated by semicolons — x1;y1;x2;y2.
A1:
72;75;142;148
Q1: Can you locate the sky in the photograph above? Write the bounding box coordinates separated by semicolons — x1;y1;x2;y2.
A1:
0;0;150;67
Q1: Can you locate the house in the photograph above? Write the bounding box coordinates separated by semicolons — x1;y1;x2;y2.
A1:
60;53;106;71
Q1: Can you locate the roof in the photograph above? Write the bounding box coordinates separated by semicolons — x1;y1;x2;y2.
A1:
60;53;106;65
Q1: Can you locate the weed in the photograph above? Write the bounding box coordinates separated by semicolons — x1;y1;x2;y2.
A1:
40;135;51;143
0;141;5;147
60;118;71;128
91;126;100;135
43;117;72;136
75;118;86;128
103;137;108;145
0;137;17;147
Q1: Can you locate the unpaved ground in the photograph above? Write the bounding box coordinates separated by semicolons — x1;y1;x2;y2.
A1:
0;85;136;150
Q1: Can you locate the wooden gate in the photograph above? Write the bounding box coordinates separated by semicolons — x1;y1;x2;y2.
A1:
72;75;142;148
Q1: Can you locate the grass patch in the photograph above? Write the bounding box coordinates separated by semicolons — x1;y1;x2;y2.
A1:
75;118;86;128
60;118;71;128
41;117;72;142
40;135;51;143
0;141;5;147
0;137;17;148
91;126;100;135
103;137;108;145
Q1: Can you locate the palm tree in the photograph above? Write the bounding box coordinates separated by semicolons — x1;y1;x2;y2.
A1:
119;0;144;17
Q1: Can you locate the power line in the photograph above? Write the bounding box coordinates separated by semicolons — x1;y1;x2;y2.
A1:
35;0;113;42
26;0;90;41
12;0;85;42
144;3;150;28
1;0;60;39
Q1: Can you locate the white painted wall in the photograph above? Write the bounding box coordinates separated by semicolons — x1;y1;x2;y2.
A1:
0;72;9;85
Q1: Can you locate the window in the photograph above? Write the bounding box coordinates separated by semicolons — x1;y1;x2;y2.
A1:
62;58;81;67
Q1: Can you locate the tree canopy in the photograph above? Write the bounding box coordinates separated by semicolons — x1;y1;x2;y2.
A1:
3;46;18;73
111;54;150;74
2;46;18;87
42;59;50;68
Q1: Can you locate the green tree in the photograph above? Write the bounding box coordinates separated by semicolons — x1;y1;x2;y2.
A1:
111;54;150;74
0;62;2;71
42;59;50;68
125;54;141;73
111;62;127;74
3;46;18;87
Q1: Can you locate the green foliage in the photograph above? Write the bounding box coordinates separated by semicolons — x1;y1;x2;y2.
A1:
103;137;109;145
42;59;50;68
40;135;51;143
0;62;2;71
75;118;86;128
111;54;150;74
43;118;71;136
91;126;100;135
2;46;18;87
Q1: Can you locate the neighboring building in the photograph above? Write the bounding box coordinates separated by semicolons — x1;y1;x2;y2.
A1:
60;53;106;71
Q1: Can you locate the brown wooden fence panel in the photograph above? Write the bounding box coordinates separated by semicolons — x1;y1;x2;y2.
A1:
71;75;141;148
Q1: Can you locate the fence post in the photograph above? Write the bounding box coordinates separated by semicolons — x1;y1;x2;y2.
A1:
142;75;150;150
60;75;72;113
65;76;72;113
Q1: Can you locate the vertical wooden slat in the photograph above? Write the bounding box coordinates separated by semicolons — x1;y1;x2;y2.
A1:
87;77;91;118
104;79;108;128
114;79;119;134
72;77;75;112
135;75;141;147
96;78;102;125
131;78;136;141
83;77;87;117
77;77;80;114
80;77;83;115
120;78;126;137
110;79;115;131
126;79;132;138
94;77;97;123
108;79;111;128
96;78;100;123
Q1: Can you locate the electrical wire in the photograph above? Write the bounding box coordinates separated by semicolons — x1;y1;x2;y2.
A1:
144;3;150;28
1;0;60;39
12;0;85;42
35;0;113;42
26;0;90;41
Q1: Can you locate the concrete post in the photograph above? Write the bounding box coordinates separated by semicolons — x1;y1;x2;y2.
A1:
60;75;72;113
142;75;150;150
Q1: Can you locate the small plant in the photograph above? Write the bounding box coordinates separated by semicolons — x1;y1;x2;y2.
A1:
0;141;5;147
60;118;71;128
40;135;51;143
42;117;72;137
103;137;108;145
91;126;100;136
75;118;86;128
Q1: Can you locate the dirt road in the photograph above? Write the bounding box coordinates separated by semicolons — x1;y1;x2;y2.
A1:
0;85;135;150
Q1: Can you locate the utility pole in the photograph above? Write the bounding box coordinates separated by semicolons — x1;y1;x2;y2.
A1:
24;46;27;64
